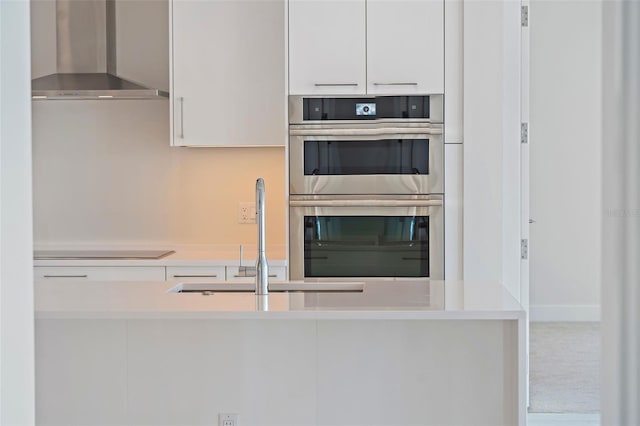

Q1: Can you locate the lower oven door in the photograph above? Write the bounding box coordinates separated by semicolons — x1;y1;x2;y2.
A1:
289;196;443;280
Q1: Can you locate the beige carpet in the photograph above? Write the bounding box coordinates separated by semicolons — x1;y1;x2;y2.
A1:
529;322;600;413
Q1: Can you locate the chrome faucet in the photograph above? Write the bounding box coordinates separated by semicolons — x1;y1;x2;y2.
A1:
255;178;269;295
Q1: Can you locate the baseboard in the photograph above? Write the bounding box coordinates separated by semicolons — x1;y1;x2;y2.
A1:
530;304;600;322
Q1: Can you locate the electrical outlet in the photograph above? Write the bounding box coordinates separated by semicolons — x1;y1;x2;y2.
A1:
238;202;256;224
219;413;239;426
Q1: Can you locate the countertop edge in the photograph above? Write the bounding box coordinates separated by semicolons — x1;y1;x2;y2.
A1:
35;310;525;321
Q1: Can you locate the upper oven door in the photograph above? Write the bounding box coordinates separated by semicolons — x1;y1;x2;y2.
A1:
289;125;443;195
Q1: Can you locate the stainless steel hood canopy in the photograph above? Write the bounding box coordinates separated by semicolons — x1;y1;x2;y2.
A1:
31;0;168;100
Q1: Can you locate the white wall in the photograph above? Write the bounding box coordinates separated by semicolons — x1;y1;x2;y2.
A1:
0;0;36;423
529;0;602;321
29;0;55;79
115;0;170;92
32;101;287;248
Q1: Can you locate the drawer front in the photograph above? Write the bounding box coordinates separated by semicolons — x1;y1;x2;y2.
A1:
225;265;287;281
166;266;226;282
34;266;166;281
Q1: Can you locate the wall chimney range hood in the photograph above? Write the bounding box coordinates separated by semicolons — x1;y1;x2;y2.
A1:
31;0;168;100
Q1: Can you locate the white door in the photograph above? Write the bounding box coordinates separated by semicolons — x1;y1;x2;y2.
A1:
171;0;285;146
366;0;444;95
288;0;366;95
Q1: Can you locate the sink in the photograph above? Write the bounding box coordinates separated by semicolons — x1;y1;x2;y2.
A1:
167;281;365;294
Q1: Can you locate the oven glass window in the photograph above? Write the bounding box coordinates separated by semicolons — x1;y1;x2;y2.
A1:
304;216;429;277
304;139;429;175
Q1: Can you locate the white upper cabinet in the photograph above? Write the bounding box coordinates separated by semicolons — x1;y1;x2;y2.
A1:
288;0;443;95
171;0;286;146
288;0;366;95
366;0;444;95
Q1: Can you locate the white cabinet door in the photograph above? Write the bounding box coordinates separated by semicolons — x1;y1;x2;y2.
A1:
34;266;166;281
366;0;444;95
288;0;366;95
166;266;226;282
171;0;285;146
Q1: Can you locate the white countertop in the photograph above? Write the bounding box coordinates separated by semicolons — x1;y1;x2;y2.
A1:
32;244;287;267
35;279;525;320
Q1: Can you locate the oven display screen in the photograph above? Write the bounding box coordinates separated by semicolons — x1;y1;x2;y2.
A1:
355;103;376;116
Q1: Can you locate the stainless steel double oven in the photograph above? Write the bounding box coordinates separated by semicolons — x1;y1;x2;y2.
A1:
289;95;444;281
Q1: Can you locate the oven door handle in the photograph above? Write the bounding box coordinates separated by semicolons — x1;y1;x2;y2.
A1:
289;199;443;208
288;126;442;137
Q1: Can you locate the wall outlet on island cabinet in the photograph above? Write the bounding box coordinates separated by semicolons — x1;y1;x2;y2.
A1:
238;203;256;224
219;413;239;426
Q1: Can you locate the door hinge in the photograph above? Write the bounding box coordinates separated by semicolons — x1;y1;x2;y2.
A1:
521;122;529;144
521;239;529;260
521;5;529;27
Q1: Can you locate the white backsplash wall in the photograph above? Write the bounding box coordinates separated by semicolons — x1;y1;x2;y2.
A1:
32;101;286;247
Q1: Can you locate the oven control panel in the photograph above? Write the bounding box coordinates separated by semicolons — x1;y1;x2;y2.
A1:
301;96;431;121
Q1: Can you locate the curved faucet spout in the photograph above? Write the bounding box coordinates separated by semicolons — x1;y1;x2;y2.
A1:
256;178;269;295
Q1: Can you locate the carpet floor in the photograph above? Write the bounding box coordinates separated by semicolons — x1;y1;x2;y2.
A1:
529;322;600;413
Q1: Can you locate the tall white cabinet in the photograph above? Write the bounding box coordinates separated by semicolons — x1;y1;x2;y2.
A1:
288;0;444;95
170;0;286;147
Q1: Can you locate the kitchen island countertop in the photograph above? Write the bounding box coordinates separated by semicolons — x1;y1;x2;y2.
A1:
35;279;525;320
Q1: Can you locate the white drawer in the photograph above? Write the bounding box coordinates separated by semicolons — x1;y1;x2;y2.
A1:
166;266;226;282
34;266;166;281
225;265;287;281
